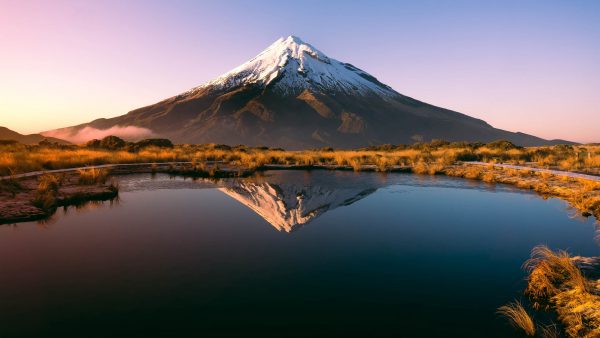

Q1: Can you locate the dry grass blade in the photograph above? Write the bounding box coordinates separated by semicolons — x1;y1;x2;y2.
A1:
540;323;561;338
524;245;589;298
497;300;536;336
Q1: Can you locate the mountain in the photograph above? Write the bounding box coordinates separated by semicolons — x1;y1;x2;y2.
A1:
0;126;70;145
43;36;572;148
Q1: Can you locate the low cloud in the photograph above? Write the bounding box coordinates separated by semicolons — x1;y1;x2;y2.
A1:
42;125;154;144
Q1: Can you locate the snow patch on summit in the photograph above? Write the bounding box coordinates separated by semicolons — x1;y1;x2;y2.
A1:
189;36;397;97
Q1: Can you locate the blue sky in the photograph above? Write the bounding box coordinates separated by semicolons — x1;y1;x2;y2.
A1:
1;0;598;142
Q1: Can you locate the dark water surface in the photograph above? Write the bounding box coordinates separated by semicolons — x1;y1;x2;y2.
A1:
1;171;598;337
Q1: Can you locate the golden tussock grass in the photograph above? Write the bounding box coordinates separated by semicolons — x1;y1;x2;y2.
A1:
32;174;62;210
2;142;598;176
77;168;109;185
497;300;536;336
524;245;600;338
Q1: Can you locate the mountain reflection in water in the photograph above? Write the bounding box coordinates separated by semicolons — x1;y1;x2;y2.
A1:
116;170;594;234
218;171;389;232
213;170;520;232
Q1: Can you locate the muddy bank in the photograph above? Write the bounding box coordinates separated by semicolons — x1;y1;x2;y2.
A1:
0;163;253;224
0;172;118;224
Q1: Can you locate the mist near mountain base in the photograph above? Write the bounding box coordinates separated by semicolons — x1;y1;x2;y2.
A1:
42;125;153;144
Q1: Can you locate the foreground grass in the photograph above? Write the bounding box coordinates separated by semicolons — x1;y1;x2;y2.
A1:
500;245;600;338
497;301;537;336
525;246;600;338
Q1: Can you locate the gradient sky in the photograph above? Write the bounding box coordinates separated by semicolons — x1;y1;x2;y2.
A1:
1;0;599;142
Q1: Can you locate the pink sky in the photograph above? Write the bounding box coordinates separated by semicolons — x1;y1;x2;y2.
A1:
1;0;598;143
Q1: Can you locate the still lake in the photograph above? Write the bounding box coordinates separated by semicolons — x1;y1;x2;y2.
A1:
1;171;598;337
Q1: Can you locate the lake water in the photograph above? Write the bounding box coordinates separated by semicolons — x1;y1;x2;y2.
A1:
1;171;598;337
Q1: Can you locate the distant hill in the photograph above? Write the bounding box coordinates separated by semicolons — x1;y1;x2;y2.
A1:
43;36;574;148
0;126;70;145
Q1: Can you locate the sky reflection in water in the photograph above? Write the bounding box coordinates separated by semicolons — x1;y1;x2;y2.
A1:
0;171;597;337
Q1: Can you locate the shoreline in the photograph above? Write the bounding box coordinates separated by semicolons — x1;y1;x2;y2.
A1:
0;170;119;225
466;162;600;181
2;161;599;181
2;161;599;225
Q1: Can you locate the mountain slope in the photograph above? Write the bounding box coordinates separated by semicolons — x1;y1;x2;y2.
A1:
0;126;70;145
43;36;571;148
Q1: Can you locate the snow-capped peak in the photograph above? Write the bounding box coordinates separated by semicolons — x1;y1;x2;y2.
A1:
268;35;330;63
190;35;396;97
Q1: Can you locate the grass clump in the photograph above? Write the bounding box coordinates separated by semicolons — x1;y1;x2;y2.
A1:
524;245;600;338
497;244;599;338
77;168;108;185
497;300;536;336
411;161;444;175
32;174;62;210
